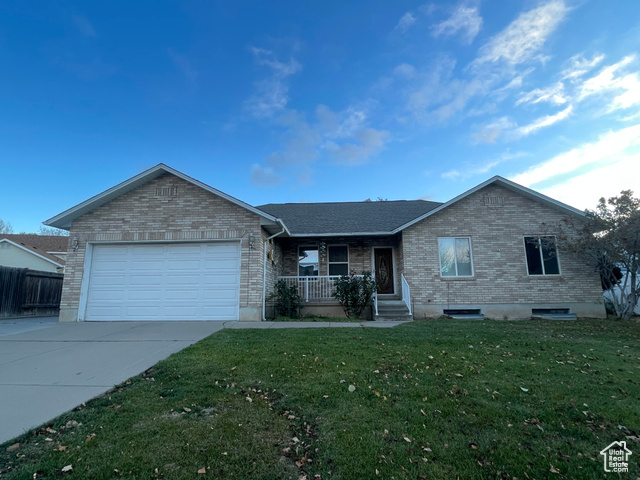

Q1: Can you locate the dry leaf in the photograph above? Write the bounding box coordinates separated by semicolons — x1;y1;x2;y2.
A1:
6;443;20;452
403;435;411;443
56;445;68;452
85;433;96;443
550;464;560;474
197;467;206;474
520;387;529;392
61;465;73;473
348;385;356;393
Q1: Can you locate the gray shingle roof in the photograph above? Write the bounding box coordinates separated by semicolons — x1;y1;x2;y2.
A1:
257;200;442;236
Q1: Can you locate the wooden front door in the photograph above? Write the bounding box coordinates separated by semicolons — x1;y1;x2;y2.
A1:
374;248;394;294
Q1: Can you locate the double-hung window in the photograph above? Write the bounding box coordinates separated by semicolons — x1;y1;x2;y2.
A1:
328;245;349;276
438;237;473;277
524;236;560;275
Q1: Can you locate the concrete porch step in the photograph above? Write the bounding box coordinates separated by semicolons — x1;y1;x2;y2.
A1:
375;297;412;321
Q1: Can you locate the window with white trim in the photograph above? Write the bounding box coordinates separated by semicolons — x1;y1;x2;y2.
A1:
438;237;473;277
524;236;560;275
328;245;349;276
298;246;319;276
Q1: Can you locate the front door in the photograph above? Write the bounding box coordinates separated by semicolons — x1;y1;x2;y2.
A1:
374;248;394;294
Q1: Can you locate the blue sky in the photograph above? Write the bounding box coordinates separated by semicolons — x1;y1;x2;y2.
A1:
1;1;639;233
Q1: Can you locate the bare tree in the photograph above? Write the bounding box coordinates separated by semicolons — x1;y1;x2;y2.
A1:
559;191;639;320
38;225;69;236
0;219;13;234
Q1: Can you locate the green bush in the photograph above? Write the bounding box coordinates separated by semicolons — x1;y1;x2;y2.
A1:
268;280;303;319
332;271;377;318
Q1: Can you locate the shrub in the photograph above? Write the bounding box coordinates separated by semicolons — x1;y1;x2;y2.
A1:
268;280;303;319
332;271;377;319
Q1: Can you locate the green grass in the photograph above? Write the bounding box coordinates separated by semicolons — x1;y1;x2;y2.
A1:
2;319;639;479
272;315;362;322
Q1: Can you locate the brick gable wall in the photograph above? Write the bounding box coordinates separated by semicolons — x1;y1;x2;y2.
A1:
60;172;265;322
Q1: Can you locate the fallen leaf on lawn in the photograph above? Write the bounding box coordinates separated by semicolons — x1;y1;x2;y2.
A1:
45;427;57;434
455;374;463;377
44;437;53;442
231;366;237;371
85;433;96;443
198;467;206;474
61;465;73;473
403;435;411;443
183;407;192;412
314;357;319;362
246;396;252;403
550;464;560;474
56;445;68;452
221;452;228;455
420;409;426;416
469;443;478;449
520;387;529;392
423;447;432;452
6;443;20;452
348;385;356;393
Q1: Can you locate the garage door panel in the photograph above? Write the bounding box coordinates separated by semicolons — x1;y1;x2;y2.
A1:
85;242;240;321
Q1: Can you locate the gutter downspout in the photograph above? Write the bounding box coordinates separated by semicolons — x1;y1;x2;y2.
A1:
262;220;286;321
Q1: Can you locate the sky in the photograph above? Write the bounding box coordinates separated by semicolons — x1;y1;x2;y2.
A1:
1;1;639;233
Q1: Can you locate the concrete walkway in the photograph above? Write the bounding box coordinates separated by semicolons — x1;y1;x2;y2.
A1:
0;317;409;445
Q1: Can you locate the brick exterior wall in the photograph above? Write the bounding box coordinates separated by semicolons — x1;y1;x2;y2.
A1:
401;185;605;319
60;173;266;322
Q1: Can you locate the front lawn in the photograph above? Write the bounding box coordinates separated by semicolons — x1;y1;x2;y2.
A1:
2;319;639;479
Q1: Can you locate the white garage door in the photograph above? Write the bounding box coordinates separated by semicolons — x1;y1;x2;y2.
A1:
84;242;240;321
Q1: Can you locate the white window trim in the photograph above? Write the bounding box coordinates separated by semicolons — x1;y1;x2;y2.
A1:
298;245;319;276
438;237;474;278
523;235;562;276
328;244;349;276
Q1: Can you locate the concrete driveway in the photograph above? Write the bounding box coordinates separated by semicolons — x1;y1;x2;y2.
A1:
0;318;224;445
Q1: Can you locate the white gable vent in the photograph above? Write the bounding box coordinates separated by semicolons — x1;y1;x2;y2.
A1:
155;186;179;197
484;195;504;207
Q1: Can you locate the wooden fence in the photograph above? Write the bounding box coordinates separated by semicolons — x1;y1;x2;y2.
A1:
0;266;63;317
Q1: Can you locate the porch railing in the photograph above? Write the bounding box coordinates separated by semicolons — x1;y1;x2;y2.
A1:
401;274;412;315
278;275;362;302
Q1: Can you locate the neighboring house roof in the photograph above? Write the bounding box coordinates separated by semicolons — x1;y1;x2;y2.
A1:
0;238;66;267
43;164;282;231
0;234;68;255
258;200;442;236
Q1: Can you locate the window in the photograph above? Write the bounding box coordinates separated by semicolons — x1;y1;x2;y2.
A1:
328;245;349;276
438;237;473;277
298;246;318;276
524;236;560;275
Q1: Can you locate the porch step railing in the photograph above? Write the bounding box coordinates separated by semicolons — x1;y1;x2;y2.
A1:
279;275;362;302
401;274;412;315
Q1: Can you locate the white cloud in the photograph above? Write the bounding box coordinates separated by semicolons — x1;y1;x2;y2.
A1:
325;128;390;165
516;82;568;106
515;105;573;137
395;12;416;32
250;164;281;187
253;104;390;186
394;63;417;80
168;48;197;83
442;150;528;180
577;55;640;112
72;15;96;37
472;116;516;143
244;47;302;119
431;5;483;44
474;1;568;66
561;53;605;80
511;123;640;187
538;155;640;211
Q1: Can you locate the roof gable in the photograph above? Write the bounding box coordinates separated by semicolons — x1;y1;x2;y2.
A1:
392;176;586;233
0;238;65;267
44;164;279;230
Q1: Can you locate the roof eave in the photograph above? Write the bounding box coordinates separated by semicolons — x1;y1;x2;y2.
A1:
391;176;586;233
44;164;280;230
